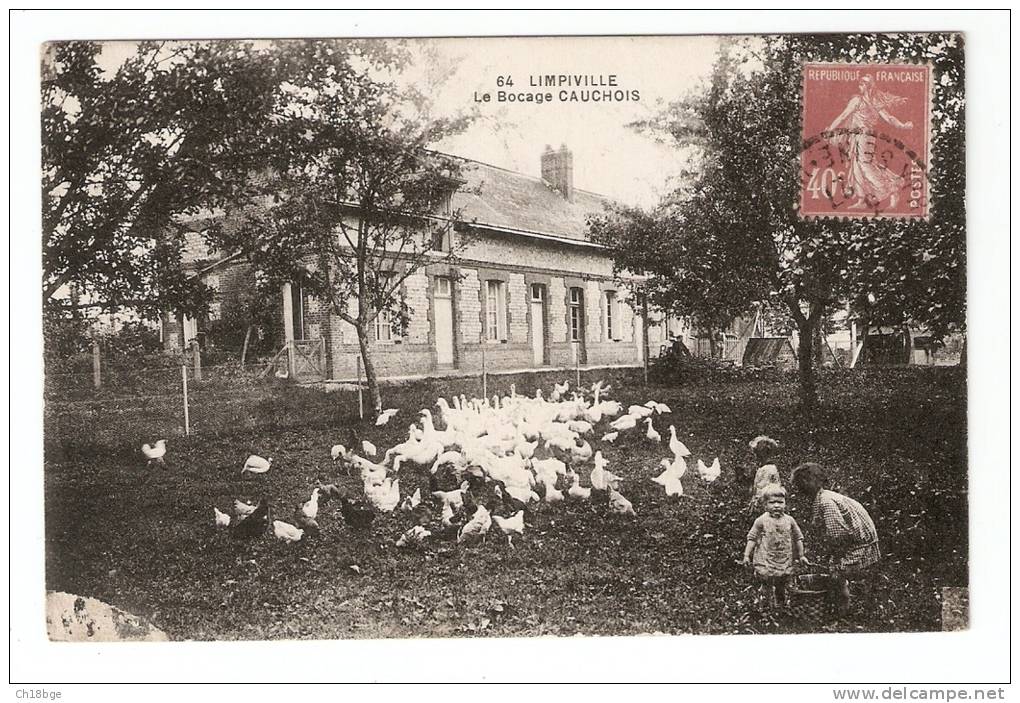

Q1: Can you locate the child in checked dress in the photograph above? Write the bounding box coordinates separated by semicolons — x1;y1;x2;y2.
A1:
791;462;881;614
742;485;805;607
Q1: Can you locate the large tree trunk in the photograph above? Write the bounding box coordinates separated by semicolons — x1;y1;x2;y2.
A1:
788;298;823;412
796;316;819;411
813;315;826;368
355;322;383;414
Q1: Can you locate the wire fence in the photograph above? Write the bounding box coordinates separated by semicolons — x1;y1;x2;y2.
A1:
43;344;646;457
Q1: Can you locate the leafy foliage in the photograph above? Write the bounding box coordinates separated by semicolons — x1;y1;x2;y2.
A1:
595;35;966;408
42;40;284;316
214;42;475;411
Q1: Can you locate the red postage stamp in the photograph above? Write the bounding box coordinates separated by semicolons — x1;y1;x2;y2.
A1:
800;62;931;220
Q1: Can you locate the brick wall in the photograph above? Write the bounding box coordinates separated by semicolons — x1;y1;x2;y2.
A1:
404;272;430;344
507;273;528;343
585;280;603;344
548;277;567;343
458;269;482;344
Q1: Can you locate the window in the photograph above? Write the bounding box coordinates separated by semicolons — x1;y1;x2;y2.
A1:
531;283;544;302
605;291;617;340
375;309;393;342
569;287;584;342
435;276;452;298
431;226;452;252
485;280;507;341
291;283;309;340
374;274;397;342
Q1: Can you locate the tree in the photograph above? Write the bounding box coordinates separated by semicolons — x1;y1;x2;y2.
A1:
41;40;283;320
215;42;473;412
596;33;965;409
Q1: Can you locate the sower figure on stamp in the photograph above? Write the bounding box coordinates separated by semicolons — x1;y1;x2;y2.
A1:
826;75;914;210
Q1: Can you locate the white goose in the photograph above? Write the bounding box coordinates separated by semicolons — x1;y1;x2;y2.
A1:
668;426;692;459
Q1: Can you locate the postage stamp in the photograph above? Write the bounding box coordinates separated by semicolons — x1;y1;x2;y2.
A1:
800;62;931;220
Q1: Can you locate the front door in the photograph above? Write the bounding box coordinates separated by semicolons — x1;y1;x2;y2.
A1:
434;276;455;366
530;283;546;365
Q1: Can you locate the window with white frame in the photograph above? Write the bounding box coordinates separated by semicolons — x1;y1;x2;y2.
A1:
485;280;507;341
569;287;584;342
374;274;397;342
605;291;617;340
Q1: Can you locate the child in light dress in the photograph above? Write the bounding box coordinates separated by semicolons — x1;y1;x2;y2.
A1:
742;485;805;607
749;435;782;510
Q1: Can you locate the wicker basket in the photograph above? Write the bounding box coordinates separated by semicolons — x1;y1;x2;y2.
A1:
788;572;834;623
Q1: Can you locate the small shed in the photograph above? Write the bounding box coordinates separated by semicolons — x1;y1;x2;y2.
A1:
742;337;798;369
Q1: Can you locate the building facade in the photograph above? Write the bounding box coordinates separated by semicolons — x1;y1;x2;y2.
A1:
166;146;669;380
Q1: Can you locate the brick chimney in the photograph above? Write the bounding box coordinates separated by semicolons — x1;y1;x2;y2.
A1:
541;143;574;202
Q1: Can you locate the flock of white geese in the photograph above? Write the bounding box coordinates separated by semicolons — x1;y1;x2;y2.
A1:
145;380;722;548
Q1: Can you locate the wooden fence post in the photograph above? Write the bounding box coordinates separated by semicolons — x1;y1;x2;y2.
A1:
356;354;364;420
92;339;101;389
642;299;650;386
181;364;190;436
191;340;202;382
481;342;487;399
574;341;580;388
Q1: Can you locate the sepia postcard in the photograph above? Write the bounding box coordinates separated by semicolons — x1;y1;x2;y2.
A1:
14;10;1011;689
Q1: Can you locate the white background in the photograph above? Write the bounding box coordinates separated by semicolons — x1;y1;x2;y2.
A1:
7;8;1013;694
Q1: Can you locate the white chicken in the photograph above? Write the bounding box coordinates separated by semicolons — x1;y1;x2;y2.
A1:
330;444;348;462
396;525;431;548
242;455;272;475
375;408;399;426
399;487;422;511
550;381;570;402
566;471;591;500
234;499;256;517
662;472;685;497
628;405;654;419
609;414;638;432
645;417;661;443
608;485;636;517
543;483;565;503
601;431;619;443
590;451;621;490
492;510;525;547
141;440;166;467
432;481;470;511
653;460;685;497
272;520;304;543
668;426;692;459
570;440;594;465
361;440;377;457
214;507;231;527
457;504;492;544
697;457;722;483
440;502;456;527
567;420;594;435
300;488;320;521
365;477;401;512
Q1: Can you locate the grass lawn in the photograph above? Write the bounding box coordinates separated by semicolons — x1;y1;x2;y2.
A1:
43;366;967;639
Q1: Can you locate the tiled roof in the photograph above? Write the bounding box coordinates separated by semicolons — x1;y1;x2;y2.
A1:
450;158;613;242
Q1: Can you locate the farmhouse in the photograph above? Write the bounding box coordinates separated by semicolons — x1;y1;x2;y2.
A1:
164;145;668;381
